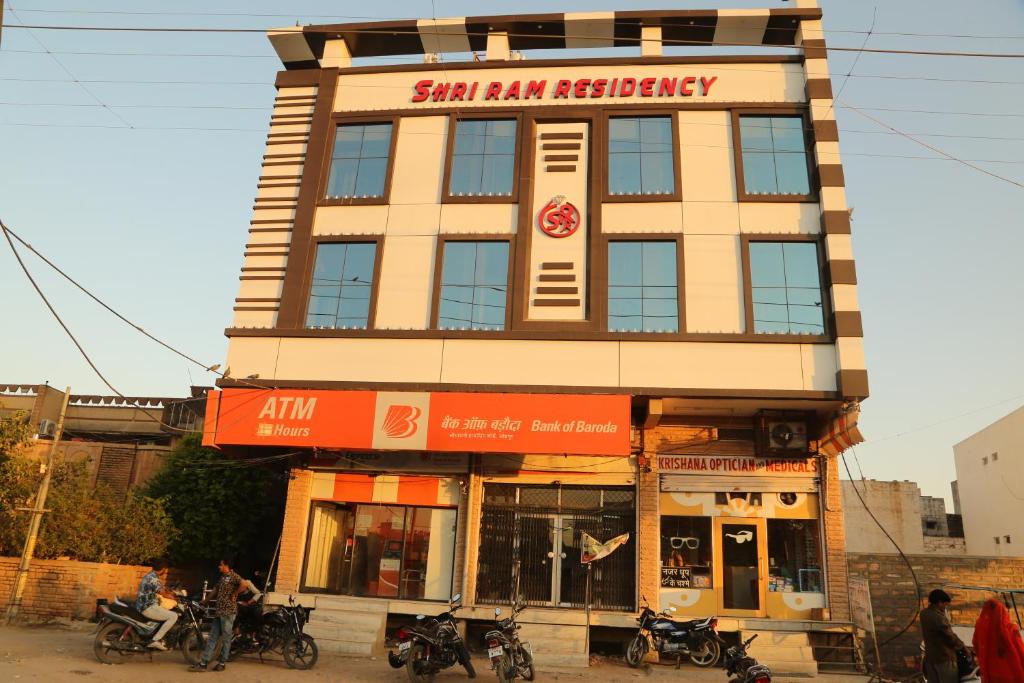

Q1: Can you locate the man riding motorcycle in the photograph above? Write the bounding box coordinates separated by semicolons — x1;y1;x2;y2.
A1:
135;557;178;651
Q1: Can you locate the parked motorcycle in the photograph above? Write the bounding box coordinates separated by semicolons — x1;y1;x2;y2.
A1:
183;594;318;670
722;634;772;683
485;604;534;683
402;593;476;682
93;589;206;665
625;598;723;668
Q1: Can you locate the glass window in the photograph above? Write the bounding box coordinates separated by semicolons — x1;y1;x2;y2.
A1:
326;122;393;199
437;241;510;331
450;119;516;197
305;242;376;329
608;116;675;196
748;241;824;335
768;519;822;593
738;115;811;196
660;516;713;589
608;241;678;333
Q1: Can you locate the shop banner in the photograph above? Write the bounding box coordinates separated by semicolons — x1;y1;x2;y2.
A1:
657;454;818;477
203;388;630;456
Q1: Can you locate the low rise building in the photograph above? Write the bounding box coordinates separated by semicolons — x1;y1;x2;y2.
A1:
841;479;965;556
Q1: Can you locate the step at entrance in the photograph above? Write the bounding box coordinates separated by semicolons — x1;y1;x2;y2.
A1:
741;629;818;677
517;620;589;668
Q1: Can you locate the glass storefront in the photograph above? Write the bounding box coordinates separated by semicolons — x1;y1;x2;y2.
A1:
477;484;636;611
302;501;457;601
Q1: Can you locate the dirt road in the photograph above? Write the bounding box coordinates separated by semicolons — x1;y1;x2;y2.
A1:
0;623;868;682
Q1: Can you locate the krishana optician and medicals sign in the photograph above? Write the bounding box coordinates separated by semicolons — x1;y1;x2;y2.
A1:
203;389;630;456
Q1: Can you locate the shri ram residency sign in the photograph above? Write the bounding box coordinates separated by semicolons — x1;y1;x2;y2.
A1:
203;389;630;456
412;75;719;103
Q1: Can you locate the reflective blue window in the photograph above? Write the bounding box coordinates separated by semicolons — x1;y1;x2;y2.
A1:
608;116;674;196
305;242;377;329
450;119;516;197
749;241;824;334
739;116;811;196
438;241;510;331
326;123;393;199
608;241;678;333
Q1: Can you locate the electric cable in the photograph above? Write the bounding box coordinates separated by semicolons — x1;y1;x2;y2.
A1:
842;451;923;650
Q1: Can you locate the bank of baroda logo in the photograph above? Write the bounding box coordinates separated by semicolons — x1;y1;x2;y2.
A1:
372;392;430;450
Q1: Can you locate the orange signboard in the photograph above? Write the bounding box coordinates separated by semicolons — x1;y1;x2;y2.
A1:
203;388;630;456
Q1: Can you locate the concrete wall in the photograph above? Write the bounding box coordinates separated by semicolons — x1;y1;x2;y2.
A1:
847;552;1024;674
841;480;926;555
920;495;949;537
953;406;1024;557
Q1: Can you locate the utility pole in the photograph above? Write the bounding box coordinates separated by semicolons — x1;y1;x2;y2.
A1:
5;386;71;625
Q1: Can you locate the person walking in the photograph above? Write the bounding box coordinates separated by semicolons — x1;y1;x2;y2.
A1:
136;557;178;650
972;598;1024;682
190;558;246;673
920;589;968;683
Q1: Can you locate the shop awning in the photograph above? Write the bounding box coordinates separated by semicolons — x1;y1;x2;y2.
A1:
202;388;631;456
817;405;864;458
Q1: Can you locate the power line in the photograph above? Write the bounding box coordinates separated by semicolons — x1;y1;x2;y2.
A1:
842;102;1024;190
4;22;1024;59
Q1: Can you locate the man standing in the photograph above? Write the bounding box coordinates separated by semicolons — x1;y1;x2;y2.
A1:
136;557;178;650
920;588;967;683
191;558;246;673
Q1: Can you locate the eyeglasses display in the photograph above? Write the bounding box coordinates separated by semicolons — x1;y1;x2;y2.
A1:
670;536;700;550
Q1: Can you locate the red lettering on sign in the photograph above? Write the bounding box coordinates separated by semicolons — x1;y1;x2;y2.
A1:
619;78;636;97
681;76;696;96
591;78;607;97
450;82;468;101
574;79;591;98
484;81;502;100
640;77;656;96
658;78;677;96
412;79;432;103
431;82;451;102
504;81;521;100
537;200;581;238
553;79;572;98
525;80;546;99
701;76;718;96
469;82;479;100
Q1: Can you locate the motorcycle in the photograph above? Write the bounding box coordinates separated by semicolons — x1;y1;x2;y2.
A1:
722;634;772;683
485;604;535;683
625;598;723;669
402;593;476;682
183;594;319;670
93;588;207;665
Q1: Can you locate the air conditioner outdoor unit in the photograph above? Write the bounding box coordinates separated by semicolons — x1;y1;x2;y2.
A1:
37;419;57;438
754;411;813;458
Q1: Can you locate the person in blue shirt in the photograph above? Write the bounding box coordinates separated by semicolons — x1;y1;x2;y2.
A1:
136;557;178;650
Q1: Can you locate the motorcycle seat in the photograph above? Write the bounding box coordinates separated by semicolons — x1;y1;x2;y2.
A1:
662;616;714;630
108;602;149;622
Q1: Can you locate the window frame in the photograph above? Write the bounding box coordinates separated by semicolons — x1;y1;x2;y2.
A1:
731;108;818;203
430;234;515;332
319;115;400;207
740;233;831;341
442;112;524;204
303;236;383;330
602;111;682;204
601;234;686;335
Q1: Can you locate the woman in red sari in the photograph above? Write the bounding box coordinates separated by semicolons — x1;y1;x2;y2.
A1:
973;598;1024;682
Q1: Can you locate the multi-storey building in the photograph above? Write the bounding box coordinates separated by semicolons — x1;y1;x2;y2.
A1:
203;2;867;671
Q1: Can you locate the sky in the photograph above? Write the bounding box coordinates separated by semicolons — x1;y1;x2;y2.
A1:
1;1;1022;504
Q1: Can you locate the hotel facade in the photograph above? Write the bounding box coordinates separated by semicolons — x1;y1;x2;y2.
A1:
203;2;867;671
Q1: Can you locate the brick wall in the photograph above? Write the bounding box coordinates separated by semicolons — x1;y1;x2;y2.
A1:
0;557;149;622
848;552;1024;672
822;454;851;621
276;468;313;592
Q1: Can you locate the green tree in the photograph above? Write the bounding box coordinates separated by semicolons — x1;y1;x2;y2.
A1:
143;435;282;563
0;404;34;462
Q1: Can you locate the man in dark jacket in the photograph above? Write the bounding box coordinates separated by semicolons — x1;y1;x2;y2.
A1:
920;588;966;683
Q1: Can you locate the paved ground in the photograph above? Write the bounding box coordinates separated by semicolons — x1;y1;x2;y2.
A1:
0;623;872;682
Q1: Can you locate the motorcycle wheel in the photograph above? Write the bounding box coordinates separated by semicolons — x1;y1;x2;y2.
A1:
180;628;205;666
625;635;648;669
406;642;435;683
496;653;514;683
94;622;136;665
519;646;535;681
388;649;406;669
283;634;319;670
689;636;721;668
457;643;476;679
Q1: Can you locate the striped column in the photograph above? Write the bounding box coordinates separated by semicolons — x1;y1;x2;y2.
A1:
800;18;868;401
231;76;320;329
